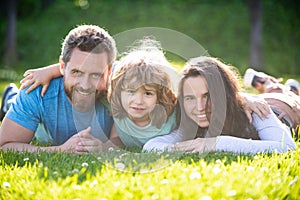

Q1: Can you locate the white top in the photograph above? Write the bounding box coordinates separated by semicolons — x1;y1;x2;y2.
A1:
143;111;296;154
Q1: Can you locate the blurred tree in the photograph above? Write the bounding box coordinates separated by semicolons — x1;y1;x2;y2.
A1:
2;0;55;68
3;0;17;67
249;0;263;70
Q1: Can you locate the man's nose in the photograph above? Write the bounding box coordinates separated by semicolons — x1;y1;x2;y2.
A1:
79;76;93;90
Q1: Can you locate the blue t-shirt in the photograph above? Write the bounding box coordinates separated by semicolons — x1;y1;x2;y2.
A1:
7;77;113;145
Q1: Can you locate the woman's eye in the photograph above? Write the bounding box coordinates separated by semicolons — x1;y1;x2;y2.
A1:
184;96;194;101
203;93;209;100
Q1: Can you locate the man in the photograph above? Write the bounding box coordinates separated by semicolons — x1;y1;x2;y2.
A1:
0;25;117;153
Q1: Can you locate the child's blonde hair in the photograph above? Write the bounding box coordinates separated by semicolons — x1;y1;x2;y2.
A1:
108;38;177;128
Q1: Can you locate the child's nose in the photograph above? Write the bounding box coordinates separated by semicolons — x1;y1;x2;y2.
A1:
134;93;143;104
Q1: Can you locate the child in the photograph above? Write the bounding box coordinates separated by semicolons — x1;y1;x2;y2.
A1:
108;39;178;148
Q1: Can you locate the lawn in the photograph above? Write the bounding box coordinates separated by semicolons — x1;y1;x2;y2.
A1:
0;147;299;199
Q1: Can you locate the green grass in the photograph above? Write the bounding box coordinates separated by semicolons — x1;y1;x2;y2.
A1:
0;147;300;199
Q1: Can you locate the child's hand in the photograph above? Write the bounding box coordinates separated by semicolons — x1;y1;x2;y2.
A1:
20;63;61;97
20;69;50;97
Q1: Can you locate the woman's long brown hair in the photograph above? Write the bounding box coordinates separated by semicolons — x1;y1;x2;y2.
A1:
177;56;259;140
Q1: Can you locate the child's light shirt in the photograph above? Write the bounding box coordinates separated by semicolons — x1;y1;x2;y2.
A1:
114;110;177;148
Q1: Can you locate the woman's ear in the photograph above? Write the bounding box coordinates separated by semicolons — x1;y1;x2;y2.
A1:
59;59;65;76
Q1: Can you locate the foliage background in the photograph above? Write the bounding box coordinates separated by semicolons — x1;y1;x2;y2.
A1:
0;0;299;81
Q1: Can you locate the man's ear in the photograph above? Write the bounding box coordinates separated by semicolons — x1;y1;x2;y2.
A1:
108;64;113;77
59;59;65;76
97;64;112;91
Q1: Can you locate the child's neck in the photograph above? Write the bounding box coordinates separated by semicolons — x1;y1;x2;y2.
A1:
132;119;151;127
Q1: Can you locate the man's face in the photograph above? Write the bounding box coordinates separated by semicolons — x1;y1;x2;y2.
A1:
61;48;110;112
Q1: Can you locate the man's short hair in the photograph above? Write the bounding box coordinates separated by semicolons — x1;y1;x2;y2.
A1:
60;25;117;67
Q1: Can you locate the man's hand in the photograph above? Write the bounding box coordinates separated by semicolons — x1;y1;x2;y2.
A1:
173;137;217;153
243;94;271;123
59;127;105;154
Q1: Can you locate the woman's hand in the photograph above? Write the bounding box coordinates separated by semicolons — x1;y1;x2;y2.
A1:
172;137;217;153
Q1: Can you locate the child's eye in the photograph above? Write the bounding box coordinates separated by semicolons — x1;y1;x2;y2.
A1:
145;91;155;96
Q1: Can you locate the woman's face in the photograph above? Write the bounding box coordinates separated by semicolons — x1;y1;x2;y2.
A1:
183;76;210;127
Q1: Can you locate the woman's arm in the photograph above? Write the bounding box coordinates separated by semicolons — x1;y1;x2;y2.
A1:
142;129;184;152
175;112;296;154
20;63;61;97
144;111;296;154
232;111;296;153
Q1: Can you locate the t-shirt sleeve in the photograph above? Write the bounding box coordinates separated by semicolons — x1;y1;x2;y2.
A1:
6;87;42;132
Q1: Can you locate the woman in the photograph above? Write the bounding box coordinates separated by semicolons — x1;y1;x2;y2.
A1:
143;56;296;154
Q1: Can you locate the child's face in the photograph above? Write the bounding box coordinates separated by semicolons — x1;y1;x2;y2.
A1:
121;86;157;127
183;75;210;128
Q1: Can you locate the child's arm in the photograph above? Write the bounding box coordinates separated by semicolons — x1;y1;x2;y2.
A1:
20;63;61;97
108;124;125;148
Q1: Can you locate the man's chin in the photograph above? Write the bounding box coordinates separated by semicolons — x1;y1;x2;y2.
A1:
72;101;95;112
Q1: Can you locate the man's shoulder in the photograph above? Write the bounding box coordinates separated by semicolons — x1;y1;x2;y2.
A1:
21;77;63;99
41;77;64;100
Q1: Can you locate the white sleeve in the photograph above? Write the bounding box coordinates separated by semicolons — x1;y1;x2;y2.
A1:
216;112;296;154
142;129;184;152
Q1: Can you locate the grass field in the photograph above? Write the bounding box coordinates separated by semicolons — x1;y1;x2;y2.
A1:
0;147;300;199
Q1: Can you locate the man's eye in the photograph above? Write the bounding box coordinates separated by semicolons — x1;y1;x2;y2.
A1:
91;73;101;79
72;70;82;76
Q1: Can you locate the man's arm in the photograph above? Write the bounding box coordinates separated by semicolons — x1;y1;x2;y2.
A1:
0;117;45;152
0;117;82;153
